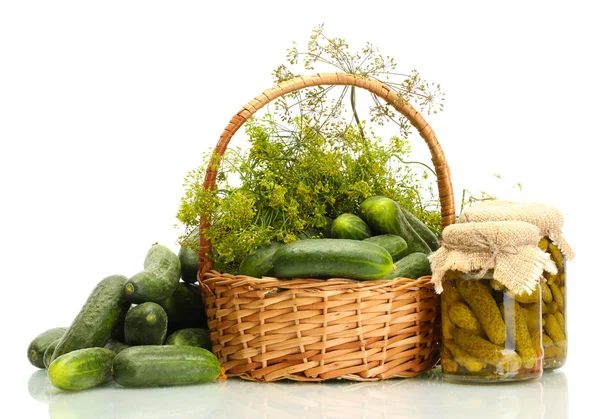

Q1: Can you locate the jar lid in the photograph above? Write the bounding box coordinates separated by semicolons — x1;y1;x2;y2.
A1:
429;220;557;295
458;200;574;260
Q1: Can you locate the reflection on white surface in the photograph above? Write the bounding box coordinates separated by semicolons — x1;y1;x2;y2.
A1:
28;368;568;419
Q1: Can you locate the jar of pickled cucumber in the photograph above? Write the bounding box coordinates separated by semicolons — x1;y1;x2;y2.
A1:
459;201;574;370
430;221;558;383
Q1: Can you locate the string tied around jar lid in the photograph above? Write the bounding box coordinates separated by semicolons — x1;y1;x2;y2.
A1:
429;220;557;295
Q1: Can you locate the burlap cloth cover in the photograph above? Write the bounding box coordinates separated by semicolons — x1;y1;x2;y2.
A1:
429;221;557;295
458;200;574;260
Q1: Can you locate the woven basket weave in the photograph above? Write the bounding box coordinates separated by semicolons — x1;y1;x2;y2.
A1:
197;73;455;382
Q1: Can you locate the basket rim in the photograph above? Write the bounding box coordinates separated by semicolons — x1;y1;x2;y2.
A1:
198;72;455;278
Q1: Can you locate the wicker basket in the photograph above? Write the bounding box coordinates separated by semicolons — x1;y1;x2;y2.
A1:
197;73;456;382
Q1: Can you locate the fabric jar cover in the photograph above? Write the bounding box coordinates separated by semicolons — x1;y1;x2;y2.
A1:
458;200;574;260
429;220;557;295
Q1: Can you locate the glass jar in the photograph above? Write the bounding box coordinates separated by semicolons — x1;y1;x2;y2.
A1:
441;270;543;383
539;238;567;369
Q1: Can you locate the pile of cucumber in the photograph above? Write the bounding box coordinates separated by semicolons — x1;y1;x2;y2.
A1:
239;196;439;281
27;242;221;391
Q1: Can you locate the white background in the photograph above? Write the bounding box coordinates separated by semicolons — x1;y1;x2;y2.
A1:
1;1;597;418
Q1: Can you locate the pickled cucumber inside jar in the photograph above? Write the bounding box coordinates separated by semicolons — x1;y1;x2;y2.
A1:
440;272;543;382
540;238;567;370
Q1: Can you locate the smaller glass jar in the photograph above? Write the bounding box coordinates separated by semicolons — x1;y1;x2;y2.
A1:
441;270;544;383
539;237;567;369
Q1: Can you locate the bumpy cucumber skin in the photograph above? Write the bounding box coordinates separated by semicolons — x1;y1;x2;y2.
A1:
178;246;199;284
448;302;484;335
360;198;431;255
453;328;522;372
179;227;200;284
124;244;181;303
238;241;283;278
382;252;432;280
363;234;408;260
503;301;538;369
401;208;440;251
112;345;221;387
166;328;212;350
48;348;116;391
457;279;507;345
104;339;130;354
27;327;67;369
331;213;371;240
273;239;394;280
124;302;168;346
51;275;131;363
158;282;208;333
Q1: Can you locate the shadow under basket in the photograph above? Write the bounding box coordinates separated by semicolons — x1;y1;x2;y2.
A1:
200;273;439;382
197;72;455;382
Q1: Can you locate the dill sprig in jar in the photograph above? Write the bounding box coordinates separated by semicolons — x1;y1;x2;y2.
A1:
430;221;557;383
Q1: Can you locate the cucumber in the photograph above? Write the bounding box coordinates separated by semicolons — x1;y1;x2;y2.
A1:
363;234;408;260
124;243;181;303
48;347;116;391
112;345;221;387
401;208;440;251
158;282;207;333
273;239;393;280
165;328;212;350
124;302;168;345
238;241;283;277
27;327;67;369
383;252;432;280
361;197;432;255
358;195;388;219
179;227;200;284
43;339;61;369
51;275;131;363
331;213;371;240
104;339;130;354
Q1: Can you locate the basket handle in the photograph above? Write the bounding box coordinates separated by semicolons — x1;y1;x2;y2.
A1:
199;72;455;277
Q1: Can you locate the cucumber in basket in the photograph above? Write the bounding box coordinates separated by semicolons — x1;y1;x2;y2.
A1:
359;196;432;255
382;252;432;280
272;238;394;280
363;234;408;260
331;213;371;240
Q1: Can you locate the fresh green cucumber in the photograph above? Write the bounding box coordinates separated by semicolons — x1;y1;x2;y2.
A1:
112;345;221;387
124;243;181;303
383;252;432;279
124;302;168;345
48;347;116;391
331;213;371;240
361;197;432;255
43;339;61;369
178;247;199;284
104;339;130;354
165;328;212;350
363;234;408;260
179;227;200;284
51;275;131;363
273;238;393;280
27;327;67;369
401;208;440;251
358;195;388;219
238;241;283;277
158;282;207;333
